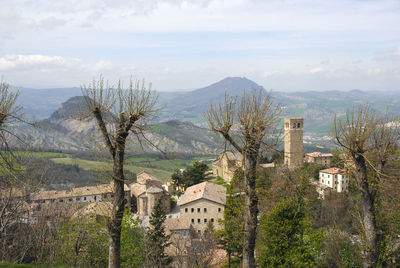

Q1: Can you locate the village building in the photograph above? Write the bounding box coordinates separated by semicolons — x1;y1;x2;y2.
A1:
212;151;275;183
314;167;349;199
305;152;333;166
129;171;171;216
178;181;226;233
29;182;131;206
212;151;242;183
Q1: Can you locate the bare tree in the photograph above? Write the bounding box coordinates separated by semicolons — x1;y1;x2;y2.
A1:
206;89;281;267
81;77;158;268
334;105;400;268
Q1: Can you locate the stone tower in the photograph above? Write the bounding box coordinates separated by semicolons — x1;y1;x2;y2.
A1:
284;117;304;169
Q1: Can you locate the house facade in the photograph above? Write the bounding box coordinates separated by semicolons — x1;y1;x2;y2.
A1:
212;151;243;183
305;152;333;166
130;171;171;216
319;167;349;193
178;181;226;233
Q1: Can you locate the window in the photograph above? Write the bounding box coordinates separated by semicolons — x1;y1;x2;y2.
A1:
204;208;207;213
198;219;201;223
197;208;200;213
84;197;87;201
68;198;72;202
76;197;80;201
322;180;324;183
292;123;296;128
191;219;194;223
198;230;201;234
211;218;214;223
297;122;301;128
94;196;97;201
185;208;188;213
218;208;221;212
59;199;63;203
191;208;194;213
204;218;207;223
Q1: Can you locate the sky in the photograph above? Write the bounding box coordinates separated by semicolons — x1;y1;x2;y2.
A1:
0;0;399;91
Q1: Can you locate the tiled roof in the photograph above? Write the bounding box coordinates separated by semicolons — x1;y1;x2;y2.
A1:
136;171;162;185
179;181;226;206
306;152;333;158
165;218;191;231
31;182;129;201
320;167;346;175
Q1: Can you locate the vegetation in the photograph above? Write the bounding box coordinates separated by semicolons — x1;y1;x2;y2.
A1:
144;197;172;267
258;199;324;267
207;89;281;267
171;161;209;193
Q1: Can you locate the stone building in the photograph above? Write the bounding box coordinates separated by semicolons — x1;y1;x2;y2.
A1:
284;117;304;169
30;182;131;205
178;181;226;234
130;171;171;216
305;152;333;166
212;151;243;183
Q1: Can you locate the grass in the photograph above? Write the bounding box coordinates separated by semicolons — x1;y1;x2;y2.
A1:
13;151;70;158
50;157;173;181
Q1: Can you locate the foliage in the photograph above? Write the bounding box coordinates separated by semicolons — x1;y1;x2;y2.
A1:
171;161;209;191
53;218;108;267
187;222;217;267
258;199;324;268
215;170;245;266
145;197;172;267
120;212;146;267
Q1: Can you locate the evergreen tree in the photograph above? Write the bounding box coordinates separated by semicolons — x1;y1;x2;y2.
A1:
216;171;245;267
145;197;172;267
171;161;209;192
258;199;324;268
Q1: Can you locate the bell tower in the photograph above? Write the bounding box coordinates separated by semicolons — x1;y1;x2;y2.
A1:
284;118;304;169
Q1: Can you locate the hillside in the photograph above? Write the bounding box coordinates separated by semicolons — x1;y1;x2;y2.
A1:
12;77;400;138
13;96;224;154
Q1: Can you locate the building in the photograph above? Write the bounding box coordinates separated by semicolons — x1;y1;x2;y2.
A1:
30;182;131;205
130;171;171;216
284;117;304;169
178;181;226;233
319;167;349;194
212;151;275;183
212;151;242;183
305;152;333;166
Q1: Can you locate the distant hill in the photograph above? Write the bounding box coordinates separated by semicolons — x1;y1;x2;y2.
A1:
158;77;265;122
11;77;400;137
13;96;224;154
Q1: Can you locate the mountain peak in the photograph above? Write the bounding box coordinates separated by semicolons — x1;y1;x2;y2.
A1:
50;96;90;120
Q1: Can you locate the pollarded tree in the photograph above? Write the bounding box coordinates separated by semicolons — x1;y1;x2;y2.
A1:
334;105;400;268
206;89;281;268
81;77;158;268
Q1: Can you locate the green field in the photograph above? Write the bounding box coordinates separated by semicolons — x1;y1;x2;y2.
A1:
50;155;210;182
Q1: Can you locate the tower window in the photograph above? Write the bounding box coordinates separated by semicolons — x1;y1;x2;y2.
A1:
297;122;301;128
293;123;296;128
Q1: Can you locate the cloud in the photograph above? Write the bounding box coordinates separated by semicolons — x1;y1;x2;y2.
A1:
309;68;323;74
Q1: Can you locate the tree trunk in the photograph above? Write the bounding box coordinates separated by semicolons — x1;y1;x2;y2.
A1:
242;150;258;268
356;156;379;268
108;145;127;268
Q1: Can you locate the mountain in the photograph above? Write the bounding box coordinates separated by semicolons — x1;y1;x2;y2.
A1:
158;77;265;122
11;77;400;138
14;97;223;154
